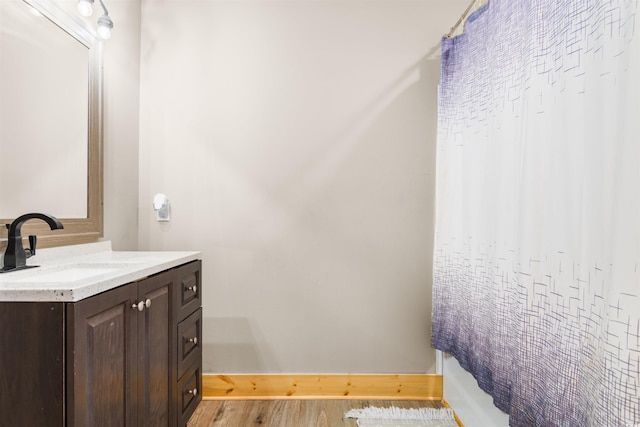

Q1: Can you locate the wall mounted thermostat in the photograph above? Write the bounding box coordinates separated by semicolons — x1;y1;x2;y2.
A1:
153;193;170;222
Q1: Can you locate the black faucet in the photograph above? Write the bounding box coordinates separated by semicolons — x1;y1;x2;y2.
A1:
2;213;64;272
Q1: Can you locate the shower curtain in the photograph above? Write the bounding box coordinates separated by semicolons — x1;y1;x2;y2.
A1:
432;1;639;426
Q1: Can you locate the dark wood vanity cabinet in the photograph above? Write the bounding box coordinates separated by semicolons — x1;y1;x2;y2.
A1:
0;260;202;427
67;268;175;426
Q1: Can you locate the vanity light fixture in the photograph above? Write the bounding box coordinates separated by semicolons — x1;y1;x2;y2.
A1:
77;0;114;39
77;0;93;16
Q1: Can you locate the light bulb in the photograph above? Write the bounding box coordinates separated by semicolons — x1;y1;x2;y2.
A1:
97;15;113;39
77;0;94;17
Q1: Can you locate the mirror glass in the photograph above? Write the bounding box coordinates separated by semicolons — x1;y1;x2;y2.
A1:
0;0;88;218
0;0;103;248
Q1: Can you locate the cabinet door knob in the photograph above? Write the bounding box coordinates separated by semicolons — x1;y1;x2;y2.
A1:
186;388;198;396
131;299;152;311
188;337;198;345
187;285;197;294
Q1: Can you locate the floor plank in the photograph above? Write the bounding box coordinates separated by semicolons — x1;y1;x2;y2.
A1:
188;399;445;426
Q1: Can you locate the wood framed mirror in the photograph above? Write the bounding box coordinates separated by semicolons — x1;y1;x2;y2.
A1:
0;0;103;250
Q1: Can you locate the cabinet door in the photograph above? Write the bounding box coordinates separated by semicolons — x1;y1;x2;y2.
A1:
67;283;138;427
0;302;65;427
137;270;175;427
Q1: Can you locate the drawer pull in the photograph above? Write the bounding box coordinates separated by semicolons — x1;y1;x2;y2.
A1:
132;298;152;311
186;284;197;294
186;388;198;396
188;337;198;345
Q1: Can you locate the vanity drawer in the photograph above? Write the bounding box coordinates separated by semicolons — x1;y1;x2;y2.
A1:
177;308;202;379
175;260;201;322
178;362;202;427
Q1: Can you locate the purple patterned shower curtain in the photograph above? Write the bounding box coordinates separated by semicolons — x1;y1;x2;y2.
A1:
432;1;639;426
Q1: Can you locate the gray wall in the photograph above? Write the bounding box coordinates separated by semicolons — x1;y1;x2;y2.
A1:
138;0;467;374
101;0;142;251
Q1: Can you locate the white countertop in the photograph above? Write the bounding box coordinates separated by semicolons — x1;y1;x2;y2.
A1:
0;241;200;302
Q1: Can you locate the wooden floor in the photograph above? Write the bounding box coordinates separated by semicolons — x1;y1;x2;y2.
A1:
188;399;445;427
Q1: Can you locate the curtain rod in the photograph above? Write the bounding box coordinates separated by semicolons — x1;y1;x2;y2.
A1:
446;0;483;38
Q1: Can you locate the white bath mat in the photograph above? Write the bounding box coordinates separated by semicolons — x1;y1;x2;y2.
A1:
344;406;458;427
